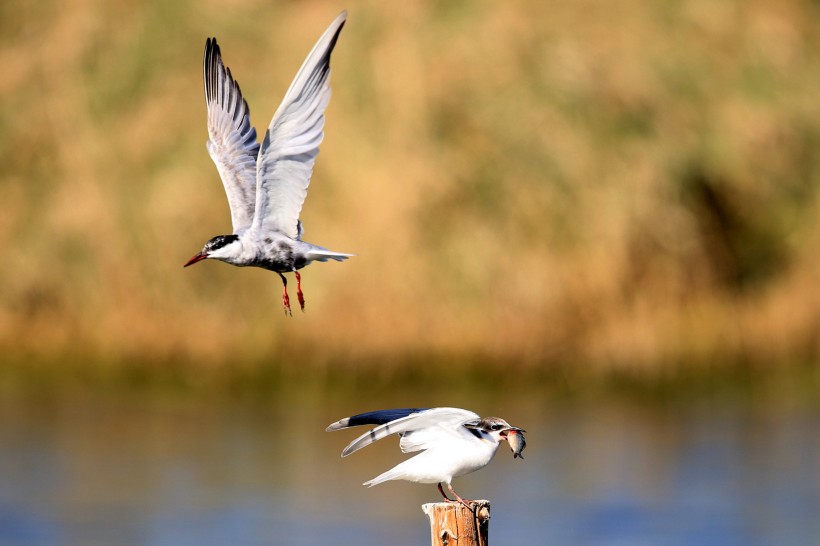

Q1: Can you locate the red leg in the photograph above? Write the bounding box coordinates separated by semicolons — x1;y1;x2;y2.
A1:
295;270;305;311
438;483;455;503
278;273;292;316
448;483;474;509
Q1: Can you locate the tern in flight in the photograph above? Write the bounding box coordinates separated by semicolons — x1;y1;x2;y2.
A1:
327;407;526;507
184;11;353;315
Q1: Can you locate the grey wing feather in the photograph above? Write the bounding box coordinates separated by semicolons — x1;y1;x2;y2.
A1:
339;407;480;457
204;37;260;233
252;11;346;240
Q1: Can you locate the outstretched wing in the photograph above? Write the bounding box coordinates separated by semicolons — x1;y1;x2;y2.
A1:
326;408;429;431
252;11;346;240
328;407;481;457
204;37;260;233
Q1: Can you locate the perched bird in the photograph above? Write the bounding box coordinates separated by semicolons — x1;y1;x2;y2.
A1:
184;11;353;315
326;407;526;507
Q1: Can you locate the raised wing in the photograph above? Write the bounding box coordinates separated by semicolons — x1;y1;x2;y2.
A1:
326;408;430;431
252;11;346;240
204;38;260;233
330;407;481;457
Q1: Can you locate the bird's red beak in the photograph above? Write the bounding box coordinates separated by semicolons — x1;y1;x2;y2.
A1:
184;252;208;267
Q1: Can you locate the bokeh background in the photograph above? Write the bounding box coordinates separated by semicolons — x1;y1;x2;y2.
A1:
1;0;818;544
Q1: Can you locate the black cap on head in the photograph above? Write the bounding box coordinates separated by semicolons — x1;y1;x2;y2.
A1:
205;234;239;252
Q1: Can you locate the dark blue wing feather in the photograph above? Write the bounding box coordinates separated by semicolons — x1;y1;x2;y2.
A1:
345;408;429;427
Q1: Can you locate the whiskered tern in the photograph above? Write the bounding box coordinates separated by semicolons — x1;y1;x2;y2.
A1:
185;11;353;315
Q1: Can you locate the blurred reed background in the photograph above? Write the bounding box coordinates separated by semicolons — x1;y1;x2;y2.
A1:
1;0;818;386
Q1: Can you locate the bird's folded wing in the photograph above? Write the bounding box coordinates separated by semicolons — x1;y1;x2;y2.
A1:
336;407;480;457
398;425;473;454
252;11;346;240
204;38;260;233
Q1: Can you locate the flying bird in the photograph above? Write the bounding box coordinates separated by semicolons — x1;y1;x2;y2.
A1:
184;11;353;315
326;407;526;507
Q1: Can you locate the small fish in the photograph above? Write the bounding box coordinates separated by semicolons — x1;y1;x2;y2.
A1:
507;429;526;459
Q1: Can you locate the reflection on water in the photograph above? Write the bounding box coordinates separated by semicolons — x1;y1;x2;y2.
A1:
0;381;818;545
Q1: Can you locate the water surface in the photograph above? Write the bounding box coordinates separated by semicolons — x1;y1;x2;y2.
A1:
1;380;817;545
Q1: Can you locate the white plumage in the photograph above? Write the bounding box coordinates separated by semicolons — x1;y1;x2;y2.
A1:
327;407;526;506
185;11;353;315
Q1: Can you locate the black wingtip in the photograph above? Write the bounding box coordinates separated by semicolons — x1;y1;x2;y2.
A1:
203;37;246;119
203;37;222;103
344;408;429;427
326;17;346;62
204;37;221;64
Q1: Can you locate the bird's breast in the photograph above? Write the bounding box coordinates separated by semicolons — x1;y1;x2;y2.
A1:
449;440;500;478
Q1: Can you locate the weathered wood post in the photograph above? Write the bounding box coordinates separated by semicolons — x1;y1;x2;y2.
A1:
422;501;491;546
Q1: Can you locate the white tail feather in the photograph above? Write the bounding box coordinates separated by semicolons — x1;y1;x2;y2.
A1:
306;249;354;263
364;468;402;487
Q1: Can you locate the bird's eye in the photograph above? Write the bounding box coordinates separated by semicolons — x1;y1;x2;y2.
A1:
490;424;502;431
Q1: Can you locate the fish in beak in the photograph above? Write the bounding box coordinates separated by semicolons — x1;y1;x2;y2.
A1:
504;428;526;459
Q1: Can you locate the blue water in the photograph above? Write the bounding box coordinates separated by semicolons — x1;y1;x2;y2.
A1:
0;384;817;545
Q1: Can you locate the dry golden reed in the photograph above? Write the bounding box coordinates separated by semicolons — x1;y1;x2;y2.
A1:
0;0;818;377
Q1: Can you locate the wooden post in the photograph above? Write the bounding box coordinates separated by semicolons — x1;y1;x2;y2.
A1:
421;501;491;546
